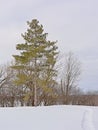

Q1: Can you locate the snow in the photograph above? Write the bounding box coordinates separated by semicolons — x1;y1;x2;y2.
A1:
0;105;98;130
82;108;95;130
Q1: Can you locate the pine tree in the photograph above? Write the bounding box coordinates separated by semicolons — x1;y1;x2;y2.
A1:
12;19;58;106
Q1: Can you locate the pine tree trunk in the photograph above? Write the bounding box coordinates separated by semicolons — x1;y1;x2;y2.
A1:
34;58;37;106
34;81;37;106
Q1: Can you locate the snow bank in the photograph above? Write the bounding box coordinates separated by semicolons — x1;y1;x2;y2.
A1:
0;105;97;130
82;108;95;130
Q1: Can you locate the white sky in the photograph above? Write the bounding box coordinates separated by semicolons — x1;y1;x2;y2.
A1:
0;0;98;91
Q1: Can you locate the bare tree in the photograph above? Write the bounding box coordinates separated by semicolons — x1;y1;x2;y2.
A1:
60;52;81;104
0;64;25;107
0;66;8;88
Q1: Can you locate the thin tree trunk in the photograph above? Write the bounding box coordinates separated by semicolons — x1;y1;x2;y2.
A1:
34;58;37;106
34;81;37;106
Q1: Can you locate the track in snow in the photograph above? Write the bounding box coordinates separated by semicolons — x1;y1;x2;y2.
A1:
82;108;95;130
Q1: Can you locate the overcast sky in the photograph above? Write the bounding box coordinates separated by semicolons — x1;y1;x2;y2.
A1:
0;0;98;91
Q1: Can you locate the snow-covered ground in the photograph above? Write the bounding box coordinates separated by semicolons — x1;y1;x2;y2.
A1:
0;105;98;130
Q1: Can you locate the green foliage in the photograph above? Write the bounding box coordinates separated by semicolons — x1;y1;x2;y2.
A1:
12;19;59;105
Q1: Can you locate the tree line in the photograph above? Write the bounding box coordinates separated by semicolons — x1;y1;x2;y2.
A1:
0;19;97;107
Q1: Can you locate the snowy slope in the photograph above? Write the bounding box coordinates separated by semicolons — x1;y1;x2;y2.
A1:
0;105;97;130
